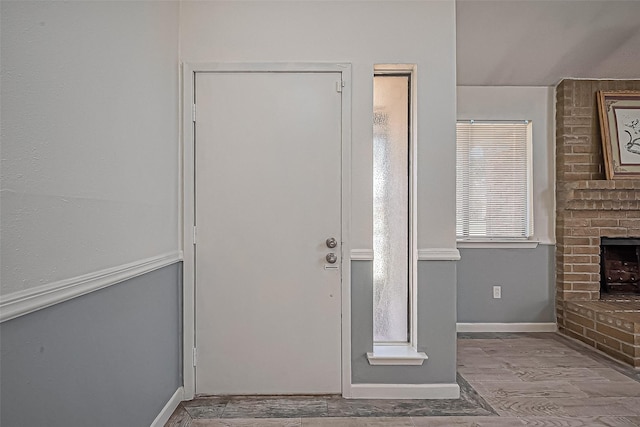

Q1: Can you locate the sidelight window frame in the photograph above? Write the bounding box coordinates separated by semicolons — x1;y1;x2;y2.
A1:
367;64;426;366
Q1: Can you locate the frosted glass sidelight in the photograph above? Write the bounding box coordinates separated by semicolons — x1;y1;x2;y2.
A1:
373;75;410;343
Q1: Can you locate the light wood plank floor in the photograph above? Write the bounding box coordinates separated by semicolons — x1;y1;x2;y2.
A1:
166;333;640;426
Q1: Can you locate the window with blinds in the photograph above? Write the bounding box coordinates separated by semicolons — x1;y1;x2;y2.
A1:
456;121;533;239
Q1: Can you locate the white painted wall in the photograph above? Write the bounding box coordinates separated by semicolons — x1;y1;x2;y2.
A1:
1;1;180;296
456;86;556;244
456;1;640;86
179;0;458;251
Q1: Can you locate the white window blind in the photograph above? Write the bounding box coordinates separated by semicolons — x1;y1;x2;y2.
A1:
456;121;532;239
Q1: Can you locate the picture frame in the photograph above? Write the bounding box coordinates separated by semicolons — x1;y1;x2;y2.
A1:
597;91;640;179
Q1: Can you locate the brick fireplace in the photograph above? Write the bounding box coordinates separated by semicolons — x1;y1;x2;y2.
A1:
557;180;640;301
555;79;640;367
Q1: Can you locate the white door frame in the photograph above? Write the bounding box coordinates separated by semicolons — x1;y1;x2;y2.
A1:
181;63;352;400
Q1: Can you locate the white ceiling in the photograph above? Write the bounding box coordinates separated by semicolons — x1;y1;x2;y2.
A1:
456;0;640;86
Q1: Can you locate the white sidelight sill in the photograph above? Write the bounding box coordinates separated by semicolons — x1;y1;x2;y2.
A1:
367;345;428;366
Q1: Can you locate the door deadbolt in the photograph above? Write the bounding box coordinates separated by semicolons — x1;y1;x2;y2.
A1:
326;237;338;248
326;253;337;264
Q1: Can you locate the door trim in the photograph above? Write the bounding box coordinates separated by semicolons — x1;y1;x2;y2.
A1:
181;62;352;400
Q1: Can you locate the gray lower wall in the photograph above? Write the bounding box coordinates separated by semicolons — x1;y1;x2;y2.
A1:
457;244;555;323
0;262;182;427
351;260;457;384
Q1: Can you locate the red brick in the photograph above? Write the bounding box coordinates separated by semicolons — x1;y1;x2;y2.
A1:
572;246;600;255
566;173;593;181
566;311;596;329
562;273;593;282
564;255;592;264
572;264;600;273
590;219;619;227
565;319;586;334
570;282;599;291
571;227;598;236
600;227;628;237
586;329;622;350
621;342;640;358
563;236;592;245
620;219;640;229
595;323;635;345
566;218;591;227
595;343;634;365
563;329;595;347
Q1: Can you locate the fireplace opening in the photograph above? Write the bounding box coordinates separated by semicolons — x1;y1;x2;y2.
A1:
600;237;640;296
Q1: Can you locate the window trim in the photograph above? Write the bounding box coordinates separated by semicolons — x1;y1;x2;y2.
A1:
369;64;422;364
367;344;427;366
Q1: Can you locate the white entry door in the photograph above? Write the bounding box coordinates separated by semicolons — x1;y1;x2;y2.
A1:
194;71;343;395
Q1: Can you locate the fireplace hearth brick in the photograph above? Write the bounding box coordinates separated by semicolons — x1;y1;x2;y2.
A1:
555;79;640;368
563;300;640;367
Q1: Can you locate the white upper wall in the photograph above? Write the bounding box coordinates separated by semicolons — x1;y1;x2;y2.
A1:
180;0;458;250
457;86;555;244
0;1;180;296
456;0;640;86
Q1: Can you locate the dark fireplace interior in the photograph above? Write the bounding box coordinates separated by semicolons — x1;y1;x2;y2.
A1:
600;237;640;296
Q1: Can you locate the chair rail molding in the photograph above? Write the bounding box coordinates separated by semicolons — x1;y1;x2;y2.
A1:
0;251;182;323
417;248;461;261
351;249;374;261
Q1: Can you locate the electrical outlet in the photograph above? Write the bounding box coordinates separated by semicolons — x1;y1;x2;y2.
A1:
493;286;502;299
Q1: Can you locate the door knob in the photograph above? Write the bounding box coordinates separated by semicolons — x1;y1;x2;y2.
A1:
326;237;338;248
326;253;337;264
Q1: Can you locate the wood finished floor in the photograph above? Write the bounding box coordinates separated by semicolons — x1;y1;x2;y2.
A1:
166;333;640;426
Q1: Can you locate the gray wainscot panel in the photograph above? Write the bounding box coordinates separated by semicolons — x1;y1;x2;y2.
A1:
0;263;182;427
351;260;457;384
457;244;555;323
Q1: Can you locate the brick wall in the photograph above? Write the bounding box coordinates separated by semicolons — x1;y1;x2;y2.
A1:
555;79;640;332
563;301;640;367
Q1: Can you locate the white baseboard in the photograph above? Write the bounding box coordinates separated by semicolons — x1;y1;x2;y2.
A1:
150;386;184;427
349;383;460;399
456;322;558;333
0;251;181;323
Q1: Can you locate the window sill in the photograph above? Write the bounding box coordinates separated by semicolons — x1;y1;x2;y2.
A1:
366;345;428;366
457;239;539;249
